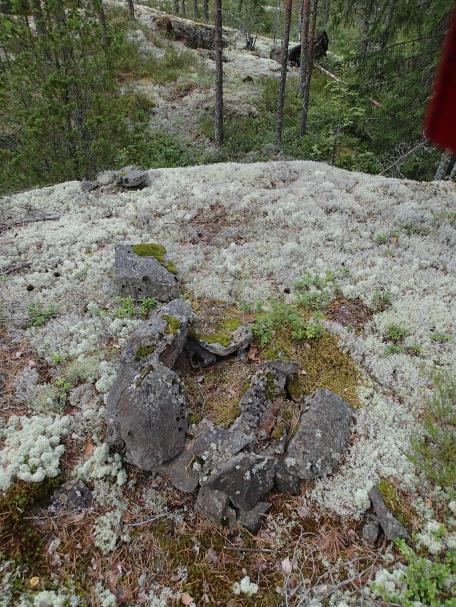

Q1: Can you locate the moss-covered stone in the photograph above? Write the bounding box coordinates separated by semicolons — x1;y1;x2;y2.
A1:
135;344;155;361
194;317;242;347
162;314;180;335
378;478;415;530
132;242;177;274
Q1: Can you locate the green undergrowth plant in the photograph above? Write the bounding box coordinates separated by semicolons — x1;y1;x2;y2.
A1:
115;296;157;319
410;372;456;492
294;270;338;311
253;301;324;347
26;302;58;328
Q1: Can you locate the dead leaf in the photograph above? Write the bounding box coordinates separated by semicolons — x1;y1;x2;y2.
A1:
281;557;292;574
84;439;94;457
29;576;40;588
248;345;259;362
181;592;194;606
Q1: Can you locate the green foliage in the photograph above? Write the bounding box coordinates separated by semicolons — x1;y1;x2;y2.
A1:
294;270;337;311
431;332;453;344
385;323;408;342
253;301;324;347
26;302;58;328
410;372;456;491
115;296;158;319
140;297;158;318
375;539;456;607
371;288;392;312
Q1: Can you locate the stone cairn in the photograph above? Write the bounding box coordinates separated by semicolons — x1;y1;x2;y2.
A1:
106;243;408;539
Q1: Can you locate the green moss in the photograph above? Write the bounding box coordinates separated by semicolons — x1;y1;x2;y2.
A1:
135;344;155;361
162;314;180;335
378;478;414;529
132;242;176;274
195;317;242;347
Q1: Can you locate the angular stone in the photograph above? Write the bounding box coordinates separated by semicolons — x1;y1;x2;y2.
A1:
362;519;380;545
201;452;276;512
107;300;192;448
369;486;410;542
116;166;149;189
197;325;252;357
49;479;92;513
110;361;187;470
185;336;217;369
115;244;179;302
81;180;98;192
157;419;253;492
230;364;288;436
239;502;271;533
285;388;353;480
274;463;301;496
195;486;236;527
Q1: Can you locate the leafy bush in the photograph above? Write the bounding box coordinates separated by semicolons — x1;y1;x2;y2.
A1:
253;301;324;347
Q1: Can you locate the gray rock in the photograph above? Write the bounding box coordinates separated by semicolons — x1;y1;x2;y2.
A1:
362;519;380;545
107;299;192;448
197;325;252;357
201;452;276;512
195;486;236;527
285;388;353;480
239;502;271;533
230;364;288;436
81;180;98;192
157;419;252;492
369;486;410;542
115;244;179;302
0;372;6;395
112;361;187;470
185;337;217;369
116;166;149;189
274;463;301;496
49;479;92;513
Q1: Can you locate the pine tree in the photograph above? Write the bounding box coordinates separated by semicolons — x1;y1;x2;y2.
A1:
214;0;224;144
275;0;293;146
126;0;135;18
300;0;318;135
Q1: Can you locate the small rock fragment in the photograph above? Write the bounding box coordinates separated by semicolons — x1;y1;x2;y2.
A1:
239;502;271;533
274;463;301;496
49;479;92;513
369;486;410;542
285;388;353;479
362;519;380;545
116;166;149;189
195;486;236;527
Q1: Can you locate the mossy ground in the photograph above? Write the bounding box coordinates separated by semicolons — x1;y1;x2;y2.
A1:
377;478;419;531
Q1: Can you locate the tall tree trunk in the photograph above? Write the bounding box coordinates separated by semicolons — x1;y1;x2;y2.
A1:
273;0;279;44
214;0;224;145
299;0;311;84
300;0;318;135
193;0;199;19
321;0;330;29
434;150;454;180
173;0;180;13
202;0;209;21
127;0;135;18
450;159;456;181
275;0;293;146
181;0;186;16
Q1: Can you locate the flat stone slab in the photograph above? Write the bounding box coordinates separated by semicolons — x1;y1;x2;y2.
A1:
285;388;353;479
196;325;252;357
115;243;179;302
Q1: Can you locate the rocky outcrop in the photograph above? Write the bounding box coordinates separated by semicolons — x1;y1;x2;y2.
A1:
115;243;179;302
285;388;353;480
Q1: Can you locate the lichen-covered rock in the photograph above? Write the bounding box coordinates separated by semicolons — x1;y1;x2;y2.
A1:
195;486;236;527
362;518;380;545
196;325;252;357
369;486;410;542
274;463;301;495
49;479;93;513
157;419;253;492
116;166;149;189
230;363;290;436
201;452;276;512
239;501;271;533
285;388;353;479
111;361;187;470
115;243;179;302
107;299;192;448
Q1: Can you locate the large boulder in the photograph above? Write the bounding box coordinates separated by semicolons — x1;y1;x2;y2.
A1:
115;243;179;302
112;360;187;470
285;388;353;479
106;299;192;449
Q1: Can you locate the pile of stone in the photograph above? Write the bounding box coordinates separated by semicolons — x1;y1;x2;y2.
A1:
106;244;354;531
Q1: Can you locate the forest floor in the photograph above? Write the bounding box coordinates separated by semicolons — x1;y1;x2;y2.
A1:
1;160;455;606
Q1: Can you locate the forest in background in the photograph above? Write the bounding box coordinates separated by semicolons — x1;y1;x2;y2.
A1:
0;0;455;196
